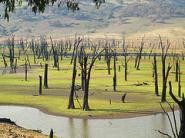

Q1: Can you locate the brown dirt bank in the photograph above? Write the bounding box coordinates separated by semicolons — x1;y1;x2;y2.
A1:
0;123;47;138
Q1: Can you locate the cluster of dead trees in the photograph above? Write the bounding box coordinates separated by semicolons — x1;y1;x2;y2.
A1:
1;36;185;112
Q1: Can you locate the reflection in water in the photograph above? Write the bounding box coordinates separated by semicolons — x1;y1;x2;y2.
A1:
0;106;180;138
82;119;89;138
68;118;75;138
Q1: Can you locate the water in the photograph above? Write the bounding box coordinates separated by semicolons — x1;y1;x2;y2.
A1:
0;106;180;138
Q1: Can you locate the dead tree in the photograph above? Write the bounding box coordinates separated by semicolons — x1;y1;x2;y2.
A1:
39;75;42;95
25;61;28;81
50;37;59;68
169;81;185;138
105;44;112;75
178;60;181;97
78;46;85;91
70;39;76;64
121;93;127;103
49;128;53;138
82;47;105;111
44;63;48;89
2;54;7;68
68;38;82;109
158;101;179;138
113;48;117;92
30;39;36;64
7;37;16;73
160;38;171;102
38;37;48;60
59;40;64;61
175;59;179;82
153;54;159;96
148;43;155;60
122;40;130;81
135;38;144;70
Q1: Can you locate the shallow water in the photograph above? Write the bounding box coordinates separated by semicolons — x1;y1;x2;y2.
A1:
0;106;180;138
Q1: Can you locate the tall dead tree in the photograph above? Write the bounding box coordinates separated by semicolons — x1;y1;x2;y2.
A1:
153;54;159;96
175;58;179;82
122;40;130;81
178;60;181;97
113;48;117;92
81;47;105;111
160;38;171;102
68;38;82;109
78;46;85;91
169;81;185;138
7;37;16;73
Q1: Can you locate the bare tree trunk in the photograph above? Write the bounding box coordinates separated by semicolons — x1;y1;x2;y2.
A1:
82;48;105;111
2;54;7;68
153;55;159;96
161;64;171;102
44;63;48;89
79;46;85;91
122;39;129;82
50;37;59;68
68;63;77;109
83;56;89;111
178;60;181;97
105;46;112;75
70;42;76;64
136;39;144;70
25;62;28;81
160;38;171;102
113;49;117;92
134;55;138;68
68;38;82;109
39;75;42;95
175;59;179;82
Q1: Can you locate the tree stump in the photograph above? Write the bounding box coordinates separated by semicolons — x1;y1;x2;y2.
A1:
121;93;127;103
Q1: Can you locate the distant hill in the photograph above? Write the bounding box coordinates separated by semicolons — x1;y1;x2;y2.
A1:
0;0;184;38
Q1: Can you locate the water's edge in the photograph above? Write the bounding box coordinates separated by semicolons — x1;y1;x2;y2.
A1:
0;105;180;138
